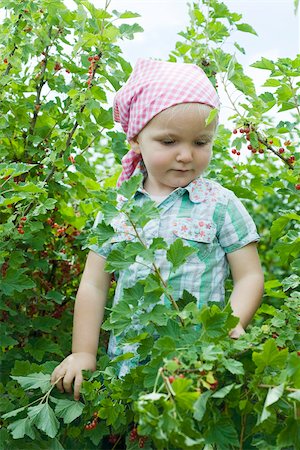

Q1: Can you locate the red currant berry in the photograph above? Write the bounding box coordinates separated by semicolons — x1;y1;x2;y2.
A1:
295;184;300;190
251;149;257;154
168;375;175;383
236;151;241;156
239;128;244;133
94;55;100;61
21;216;27;221
259;149;264;154
88;56;93;61
272;333;279;339
232;129;237;134
231;149;237;154
17;227;25;234
279;147;285;154
4;58;8;64
209;380;219;390
269;140;273;144
247;145;253;150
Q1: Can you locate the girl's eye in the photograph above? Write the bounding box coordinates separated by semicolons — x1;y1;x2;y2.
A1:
162;141;174;145
196;141;208;146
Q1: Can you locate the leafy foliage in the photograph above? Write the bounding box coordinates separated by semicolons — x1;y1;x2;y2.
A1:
0;0;299;449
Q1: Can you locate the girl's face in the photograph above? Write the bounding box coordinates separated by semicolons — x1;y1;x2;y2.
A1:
129;103;217;196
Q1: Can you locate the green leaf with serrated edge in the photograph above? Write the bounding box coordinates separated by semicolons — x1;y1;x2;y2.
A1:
193;390;212;421
28;403;59;439
117;174;143;199
2;405;28;419
1;268;36;295
251;57;275;70
288;390;300;401
0;162;37;178
140;304;169;326
53;399;84;424
167;239;196;272
282;274;300;291
7;417;36;439
236;23;257;35
259;383;285;423
11;373;51;393
93;221;117;245
223;358;244;375
253;339;288;374
206;417;239;448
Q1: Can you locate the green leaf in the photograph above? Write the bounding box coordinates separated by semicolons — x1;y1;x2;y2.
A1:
7;417;36;439
1;268;36;295
205;108;218;126
193;390;212;421
277;417;300;448
253;339;288;373
223;358;244;375
263;78;281;87
259;383;285;423
28;403;59;438
11;373;51;393
251;57;275;70
2;405;28;420
167;239;196;272
206;417;239;448
211;383;236;398
118;174;143;199
282;274;300;291
53;399;84;424
236;23;257;35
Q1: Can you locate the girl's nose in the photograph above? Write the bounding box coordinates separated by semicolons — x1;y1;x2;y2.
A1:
176;148;193;163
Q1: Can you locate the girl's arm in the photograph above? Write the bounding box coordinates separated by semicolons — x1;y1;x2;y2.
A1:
226;242;264;338
51;250;111;400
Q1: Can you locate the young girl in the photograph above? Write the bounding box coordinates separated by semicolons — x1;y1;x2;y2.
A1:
51;58;264;400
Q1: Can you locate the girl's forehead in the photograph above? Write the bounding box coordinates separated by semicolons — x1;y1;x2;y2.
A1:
147;103;215;131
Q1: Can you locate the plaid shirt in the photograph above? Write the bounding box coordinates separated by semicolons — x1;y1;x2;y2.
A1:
89;169;260;375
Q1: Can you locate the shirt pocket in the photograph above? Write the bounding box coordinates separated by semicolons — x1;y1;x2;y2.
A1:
172;218;216;261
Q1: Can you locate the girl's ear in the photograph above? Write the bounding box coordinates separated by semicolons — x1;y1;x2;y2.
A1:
129;137;141;154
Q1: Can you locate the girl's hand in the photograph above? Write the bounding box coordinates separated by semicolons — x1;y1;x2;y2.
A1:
50;352;96;401
229;323;245;339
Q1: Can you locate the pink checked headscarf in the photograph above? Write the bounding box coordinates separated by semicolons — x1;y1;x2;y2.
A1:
113;58;220;186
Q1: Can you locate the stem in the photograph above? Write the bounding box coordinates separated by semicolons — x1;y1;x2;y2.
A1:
239;414;247;450
258;384;298;392
125;214;184;325
256;133;295;170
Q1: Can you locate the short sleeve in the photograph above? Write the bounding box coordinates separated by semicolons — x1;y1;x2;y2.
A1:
86;211;112;259
218;191;260;253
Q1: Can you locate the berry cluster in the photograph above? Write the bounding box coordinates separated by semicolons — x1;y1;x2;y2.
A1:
54;62;62;71
84;412;98;431
17;216;27;234
168;373;185;384
231;126;263;155
87;54;100;87
129;426;148;448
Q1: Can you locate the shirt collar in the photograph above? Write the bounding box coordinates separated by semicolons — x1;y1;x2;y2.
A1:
132;164;207;203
